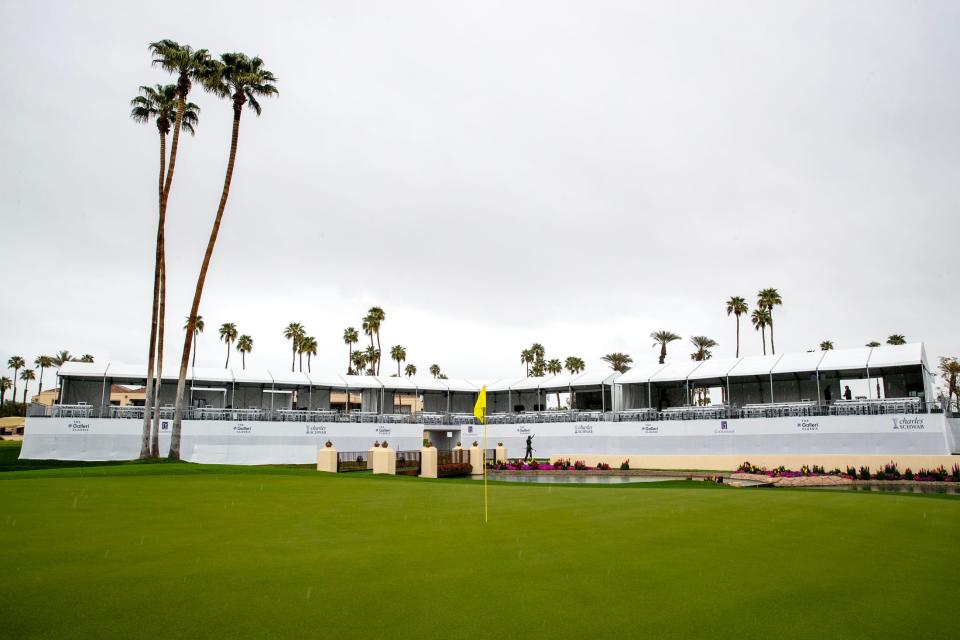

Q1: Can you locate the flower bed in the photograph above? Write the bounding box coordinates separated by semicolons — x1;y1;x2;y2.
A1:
437;463;472;478
736;461;960;483
486;458;633;472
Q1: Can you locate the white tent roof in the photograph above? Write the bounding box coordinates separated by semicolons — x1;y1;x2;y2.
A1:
509;375;555;391
771;351;827;375
375;375;418;391
687;357;741;381
57;361;109;378
190;367;233;383
570;370;621;388
650;360;704;383
817;347;872;372
233;368;273;385
485;378;526;392
614;363;668;384
403;376;449;392
536;372;582;390
102;363;151;380
726;354;782;378
270;371;313;387
304;371;349;388
340;375;383;390
866;343;925;369
443;378;480;393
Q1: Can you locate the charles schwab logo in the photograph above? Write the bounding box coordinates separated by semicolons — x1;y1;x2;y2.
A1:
574;424;593;435
797;419;819;431
713;420;734;434
305;424;327;435
67;420;90;432
891;417;924;431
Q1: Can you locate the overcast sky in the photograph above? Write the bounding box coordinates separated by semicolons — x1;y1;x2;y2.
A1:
1;0;958;385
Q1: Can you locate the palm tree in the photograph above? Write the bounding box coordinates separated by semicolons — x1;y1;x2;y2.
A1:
301;336;318;373
750;308;770;355
0;377;11;405
236;335;253;369
80;354;94;363
351;351;368;376
33;355;52;394
184;315;204;367
7;356;24;406
689;337;717;361
650;331;680;365
404;363;417;377
50;351;73;367
219;323;238;368
19;369;35;405
819;340;834;351
546;359;562;375
520;348;535;376
757;288;782;354
725;296;748;357
390;345;407;377
170;52;277;459
602;353;633;373
939;357;960;410
364;307;386;374
363;346;379;375
564;356;585;374
343;327;359;374
283;322;305;372
887;334;906;346
429;364;441;379
865;341;881;347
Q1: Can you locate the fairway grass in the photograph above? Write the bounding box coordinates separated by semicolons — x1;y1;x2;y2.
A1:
0;442;957;639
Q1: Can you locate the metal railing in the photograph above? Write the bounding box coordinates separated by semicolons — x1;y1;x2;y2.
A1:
336;451;370;472
395;450;421;476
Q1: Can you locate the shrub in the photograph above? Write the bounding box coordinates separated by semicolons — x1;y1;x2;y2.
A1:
812;464;826;475
497;442;503;447
553;458;571;470
472;441;479;447
800;465;811;477
596;462;611;471
380;441;388;449
858;466;871;480
573;460;588;471
845;465;857;477
904;468;914;480
324;440;333;448
438;463;472;478
829;468;841;476
952;464;960;482
374;441;381;448
882;461;900;479
875;469;886;481
620;459;630;470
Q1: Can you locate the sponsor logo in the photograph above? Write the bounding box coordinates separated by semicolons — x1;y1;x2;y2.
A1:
376;425;391;435
232;423;252;434
574;424;593;435
160;420;170;432
466;425;475;435
641;424;659;434
305;424;327;435
797;420;819;431
516;426;531;435
714;420;735;434
720;420;728;430
891;417;924;431
67;421;90;432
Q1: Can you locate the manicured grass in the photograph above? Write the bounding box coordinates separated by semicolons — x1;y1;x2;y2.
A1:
0;442;957;639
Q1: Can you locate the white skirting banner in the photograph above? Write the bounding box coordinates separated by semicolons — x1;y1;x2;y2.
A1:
19;413;954;464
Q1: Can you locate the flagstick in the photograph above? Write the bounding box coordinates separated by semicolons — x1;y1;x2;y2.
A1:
482;408;488;523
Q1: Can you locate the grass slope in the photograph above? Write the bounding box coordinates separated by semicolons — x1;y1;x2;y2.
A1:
0;442;957;639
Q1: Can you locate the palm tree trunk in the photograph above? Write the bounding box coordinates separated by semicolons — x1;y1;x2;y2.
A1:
291;344;296;372
170;107;243;460
735;315;740;357
225;341;230;368
150;249;165;458
192;330;198;368
11;368;18;407
761;327;767;355
22;387;28;405
659;344;666;365
38;368;44;394
397;360;401;377
376;332;381;375
347;345;352;375
768;312;776;355
242;351;246;369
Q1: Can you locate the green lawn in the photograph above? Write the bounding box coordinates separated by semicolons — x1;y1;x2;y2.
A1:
0;441;957;639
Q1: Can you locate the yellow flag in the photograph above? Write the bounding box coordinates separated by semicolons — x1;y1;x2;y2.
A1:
473;385;487;424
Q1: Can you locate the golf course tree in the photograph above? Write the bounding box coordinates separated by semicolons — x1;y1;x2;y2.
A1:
602;352;633;373
351;351;368;377
866;340;881;347
939;357;960;410
0;377;11;404
7;356;24;406
887;334;907;345
429;364;441;379
301;336;318;373
751;307;770;355
756;288;783;354
141;41;214;460
363;346;379;375
19;369;35;404
564;356;585;374
284;323;305;372
184;315;205;367
650;331;680;365
390;345;407;377
33;356;52;394
50;351;74;367
236;335;253;369
219;323;238;368
170;52;278;460
364;307;386;375
689;336;717;361
343;327;359;374
725;296;748;357
820;340;834;351
80;354;95;363
404;363;417;377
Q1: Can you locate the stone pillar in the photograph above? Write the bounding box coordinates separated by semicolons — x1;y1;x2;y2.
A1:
317;445;338;473
469;445;484;476
420;446;438;479
367;442;379;469
496;444;508;463
373;444;396;475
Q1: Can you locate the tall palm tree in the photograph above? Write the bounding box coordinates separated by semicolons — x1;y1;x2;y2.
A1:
33;355;52;394
365;307;386;374
939;357;960;410
351;351;368;377
690;336;718;361
725;296;748;357
750;308;770;355
564;356;585;374
219;323;238;368
757;288;782;354
50;351;73;367
650;331;680;365
602;353;633;373
301;336;318;373
546;359;562;375
147;40;215;460
184;315;204;367
887;334;906;345
404;363;417;377
343;327;359;374
819;340;835;351
390;345;407;377
236;335;253;369
0;377;11;405
283;322;305;372
865;341;881;347
80;354;95;363
170;52;277;459
7;356;24;406
363;346;379;375
19;369;35;405
520;348;535;376
429;364;441;379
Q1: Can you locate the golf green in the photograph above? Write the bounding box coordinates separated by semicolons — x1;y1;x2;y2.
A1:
0;442;957;639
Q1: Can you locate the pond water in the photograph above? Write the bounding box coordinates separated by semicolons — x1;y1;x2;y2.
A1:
812;484;960;495
479;474;682;484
